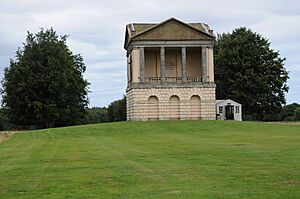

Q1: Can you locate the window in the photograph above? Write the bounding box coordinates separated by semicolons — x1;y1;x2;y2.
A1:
219;106;223;113
236;106;239;113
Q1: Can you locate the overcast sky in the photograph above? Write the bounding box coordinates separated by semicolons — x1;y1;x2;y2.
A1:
0;0;299;107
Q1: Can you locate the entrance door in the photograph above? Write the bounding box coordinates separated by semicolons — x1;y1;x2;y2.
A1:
225;105;234;120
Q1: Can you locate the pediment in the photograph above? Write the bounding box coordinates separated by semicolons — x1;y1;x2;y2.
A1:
133;19;214;41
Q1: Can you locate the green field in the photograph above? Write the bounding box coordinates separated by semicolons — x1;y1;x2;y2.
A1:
0;121;299;198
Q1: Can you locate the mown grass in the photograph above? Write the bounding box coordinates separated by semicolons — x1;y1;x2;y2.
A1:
0;121;299;198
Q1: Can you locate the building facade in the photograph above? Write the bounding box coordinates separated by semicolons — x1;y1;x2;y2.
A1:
216;99;242;121
124;18;216;121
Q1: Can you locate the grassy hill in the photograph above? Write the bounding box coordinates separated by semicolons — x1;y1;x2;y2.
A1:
0;121;299;198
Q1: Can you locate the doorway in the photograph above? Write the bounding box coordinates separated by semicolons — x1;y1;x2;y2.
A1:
225;105;234;120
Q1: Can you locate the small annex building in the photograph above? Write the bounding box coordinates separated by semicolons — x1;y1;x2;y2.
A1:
216;99;242;121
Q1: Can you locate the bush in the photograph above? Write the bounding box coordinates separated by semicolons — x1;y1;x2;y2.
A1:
284;116;295;122
262;113;281;121
243;114;257;121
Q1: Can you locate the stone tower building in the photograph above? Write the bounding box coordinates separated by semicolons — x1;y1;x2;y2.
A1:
124;18;216;121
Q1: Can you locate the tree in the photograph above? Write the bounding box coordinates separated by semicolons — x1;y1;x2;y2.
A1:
107;96;126;122
214;27;289;121
0;109;10;130
294;107;300;121
1;28;89;129
280;103;300;121
83;107;109;124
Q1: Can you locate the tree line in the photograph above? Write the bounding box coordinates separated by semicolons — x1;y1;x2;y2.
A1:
0;96;127;130
82;96;126;124
0;27;298;130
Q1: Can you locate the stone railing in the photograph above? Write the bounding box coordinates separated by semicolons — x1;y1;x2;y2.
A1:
145;77;161;82
144;76;202;83
165;77;183;82
186;76;202;82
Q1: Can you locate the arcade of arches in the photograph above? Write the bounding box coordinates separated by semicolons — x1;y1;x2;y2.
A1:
146;94;202;120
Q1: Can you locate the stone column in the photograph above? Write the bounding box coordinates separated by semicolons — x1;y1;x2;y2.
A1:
160;47;165;82
181;47;187;81
201;46;207;82
209;46;214;82
140;47;145;82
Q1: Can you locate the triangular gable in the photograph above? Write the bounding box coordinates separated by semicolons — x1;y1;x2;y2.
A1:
132;18;214;41
216;99;242;106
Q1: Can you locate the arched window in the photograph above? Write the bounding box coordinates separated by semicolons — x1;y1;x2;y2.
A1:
190;95;201;119
148;96;159;120
169;95;180;120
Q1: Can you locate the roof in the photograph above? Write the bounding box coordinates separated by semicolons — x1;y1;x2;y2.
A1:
216;100;226;104
216;99;242;106
124;18;215;49
130;21;212;36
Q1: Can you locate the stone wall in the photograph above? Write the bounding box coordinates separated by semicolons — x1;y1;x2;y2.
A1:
126;87;216;121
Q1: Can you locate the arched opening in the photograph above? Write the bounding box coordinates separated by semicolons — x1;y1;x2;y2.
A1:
169;95;180;120
190;95;201;120
148;96;159;120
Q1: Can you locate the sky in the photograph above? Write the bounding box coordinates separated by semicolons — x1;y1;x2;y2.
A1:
0;0;299;107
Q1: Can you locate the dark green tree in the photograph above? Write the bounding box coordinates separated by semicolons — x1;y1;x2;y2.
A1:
0;109;10;130
84;107;109;124
107;96;126;122
294;107;300;121
214;27;289;121
1;28;89;128
280;103;300;121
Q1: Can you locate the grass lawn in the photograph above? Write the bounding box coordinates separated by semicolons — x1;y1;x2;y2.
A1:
0;121;299;198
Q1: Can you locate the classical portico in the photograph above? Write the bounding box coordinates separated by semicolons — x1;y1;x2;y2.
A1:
137;46;212;83
124;18;216;121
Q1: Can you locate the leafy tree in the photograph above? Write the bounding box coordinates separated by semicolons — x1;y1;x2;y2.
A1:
214;27;289;121
84;107;109;124
107;96;126;122
280;103;300;121
1;28;89;129
294;107;300;121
